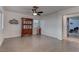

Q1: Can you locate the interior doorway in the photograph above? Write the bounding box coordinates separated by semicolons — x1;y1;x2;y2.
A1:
68;16;79;39
63;13;79;42
33;20;41;35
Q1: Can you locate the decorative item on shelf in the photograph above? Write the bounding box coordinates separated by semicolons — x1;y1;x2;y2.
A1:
9;18;18;24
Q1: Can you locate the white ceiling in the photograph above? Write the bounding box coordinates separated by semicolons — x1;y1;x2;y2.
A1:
4;6;74;15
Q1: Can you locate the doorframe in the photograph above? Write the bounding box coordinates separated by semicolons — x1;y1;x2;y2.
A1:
62;13;79;40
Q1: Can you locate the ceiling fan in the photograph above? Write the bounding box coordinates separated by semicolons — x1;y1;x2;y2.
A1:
32;6;43;16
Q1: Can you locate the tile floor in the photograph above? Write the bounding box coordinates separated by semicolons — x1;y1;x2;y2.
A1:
0;35;79;52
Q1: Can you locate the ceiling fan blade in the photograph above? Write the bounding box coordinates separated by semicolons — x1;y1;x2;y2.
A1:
38;11;43;13
37;13;41;16
32;6;43;16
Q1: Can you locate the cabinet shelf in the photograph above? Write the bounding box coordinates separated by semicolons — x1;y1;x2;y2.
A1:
23;24;32;25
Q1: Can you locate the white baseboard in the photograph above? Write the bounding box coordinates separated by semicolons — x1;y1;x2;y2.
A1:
4;35;21;39
41;33;62;40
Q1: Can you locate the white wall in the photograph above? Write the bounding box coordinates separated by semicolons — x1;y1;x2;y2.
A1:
4;11;40;38
0;12;3;46
40;13;60;39
41;7;79;40
0;6;4;46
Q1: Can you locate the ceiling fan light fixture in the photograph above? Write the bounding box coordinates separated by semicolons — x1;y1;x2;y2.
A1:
33;12;37;16
32;6;43;16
